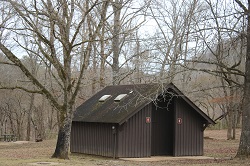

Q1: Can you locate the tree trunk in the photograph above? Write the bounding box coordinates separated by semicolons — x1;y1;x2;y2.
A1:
100;52;106;88
227;86;235;140
26;112;31;141
236;0;250;158
92;48;97;94
26;93;34;141
227;108;233;140
233;108;236;140
99;13;107;88
112;0;122;85
51;107;73;159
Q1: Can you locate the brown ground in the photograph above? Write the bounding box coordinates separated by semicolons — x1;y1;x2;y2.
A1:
0;129;249;166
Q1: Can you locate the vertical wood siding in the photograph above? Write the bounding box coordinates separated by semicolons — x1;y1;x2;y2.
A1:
174;97;204;156
70;122;116;157
71;96;206;158
117;103;152;157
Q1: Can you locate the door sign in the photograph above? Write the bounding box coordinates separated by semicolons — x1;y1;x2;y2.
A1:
146;117;151;123
177;118;182;124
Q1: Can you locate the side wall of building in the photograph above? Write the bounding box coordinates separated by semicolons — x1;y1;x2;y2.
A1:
70;122;116;157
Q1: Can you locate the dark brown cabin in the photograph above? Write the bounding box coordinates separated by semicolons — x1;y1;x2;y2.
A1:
71;83;215;158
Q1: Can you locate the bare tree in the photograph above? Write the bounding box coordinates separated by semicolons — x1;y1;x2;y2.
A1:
0;0;109;159
107;0;147;85
146;0;200;83
191;0;245;139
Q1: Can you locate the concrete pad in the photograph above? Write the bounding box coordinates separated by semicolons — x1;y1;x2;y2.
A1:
13;141;30;144
120;156;214;162
0;141;30;146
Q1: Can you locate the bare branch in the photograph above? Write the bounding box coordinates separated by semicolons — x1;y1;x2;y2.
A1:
234;0;248;13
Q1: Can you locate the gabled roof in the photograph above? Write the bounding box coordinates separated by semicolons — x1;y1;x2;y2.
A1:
73;83;215;125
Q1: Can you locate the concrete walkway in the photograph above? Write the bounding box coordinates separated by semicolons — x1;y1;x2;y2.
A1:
120;156;214;162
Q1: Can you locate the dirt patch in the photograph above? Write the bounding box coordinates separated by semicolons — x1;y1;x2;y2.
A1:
204;129;241;140
0;139;55;159
29;162;60;165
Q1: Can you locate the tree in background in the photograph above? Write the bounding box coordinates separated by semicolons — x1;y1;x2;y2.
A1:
146;0;200;83
176;0;245;140
109;0;147;85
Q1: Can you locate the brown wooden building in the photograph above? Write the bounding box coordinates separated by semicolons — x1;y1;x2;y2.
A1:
71;83;215;158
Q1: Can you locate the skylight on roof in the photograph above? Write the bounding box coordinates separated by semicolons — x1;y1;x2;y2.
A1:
99;95;111;102
114;94;127;102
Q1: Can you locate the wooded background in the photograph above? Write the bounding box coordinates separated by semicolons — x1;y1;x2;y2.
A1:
0;0;245;143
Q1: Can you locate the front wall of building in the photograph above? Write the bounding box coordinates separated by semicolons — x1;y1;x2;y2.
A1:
174;97;204;156
71;97;206;158
117;103;152;158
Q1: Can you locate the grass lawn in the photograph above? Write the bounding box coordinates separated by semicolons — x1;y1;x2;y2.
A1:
0;129;249;166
